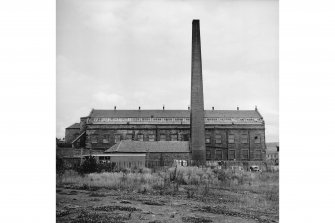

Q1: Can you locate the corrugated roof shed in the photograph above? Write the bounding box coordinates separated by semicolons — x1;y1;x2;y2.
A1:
90;109;262;119
105;140;190;153
66;123;80;129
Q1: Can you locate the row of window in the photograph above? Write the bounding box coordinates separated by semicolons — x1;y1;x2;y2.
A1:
205;134;261;144
267;154;278;159
91;134;183;144
91;134;262;144
92;117;262;123
93;117;190;122
206;149;262;160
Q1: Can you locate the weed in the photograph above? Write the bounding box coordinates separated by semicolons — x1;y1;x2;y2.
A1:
58;166;278;199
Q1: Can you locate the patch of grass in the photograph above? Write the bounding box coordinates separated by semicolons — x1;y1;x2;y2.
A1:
93;205;140;212
182;216;213;223
197;205;275;223
142;199;165;206
89;192;107;197
57;166;278;223
89;198;101;202
58;166;278;202
56;209;70;217
71;210;129;223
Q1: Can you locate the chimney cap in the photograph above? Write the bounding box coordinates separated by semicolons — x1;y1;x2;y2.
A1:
139;106;141;110
163;105;165;110
212;106;214;111
255;105;258;110
114;106;116;110
237;106;239;111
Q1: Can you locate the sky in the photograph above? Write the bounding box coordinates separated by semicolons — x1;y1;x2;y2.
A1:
57;0;279;142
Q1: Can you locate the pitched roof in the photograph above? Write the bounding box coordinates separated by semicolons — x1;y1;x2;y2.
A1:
90;109;262;119
105;140;190;153
66;123;80;129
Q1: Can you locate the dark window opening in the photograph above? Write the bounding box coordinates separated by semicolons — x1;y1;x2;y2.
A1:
170;134;178;141
228;150;236;160
206;150;211;159
137;134;144;141
114;135;121;143
91;135;98;144
148;134;155;141
254;135;261;144
215;150;223;160
241;134;248;144
205;135;211;144
228;134;235;144
215;135;222;144
241;150;249;160
103;134;109;143
160;134;166;141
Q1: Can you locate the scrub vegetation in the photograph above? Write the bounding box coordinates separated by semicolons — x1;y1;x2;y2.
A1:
57;165;279;223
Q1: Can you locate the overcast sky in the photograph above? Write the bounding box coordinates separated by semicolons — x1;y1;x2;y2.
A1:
57;0;279;142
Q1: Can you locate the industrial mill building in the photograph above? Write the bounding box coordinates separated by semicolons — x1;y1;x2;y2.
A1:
63;20;267;166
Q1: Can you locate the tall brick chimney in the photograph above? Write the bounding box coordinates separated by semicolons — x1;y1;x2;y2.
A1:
190;19;206;165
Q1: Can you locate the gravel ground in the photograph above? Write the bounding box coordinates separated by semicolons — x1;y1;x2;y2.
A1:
56;185;278;223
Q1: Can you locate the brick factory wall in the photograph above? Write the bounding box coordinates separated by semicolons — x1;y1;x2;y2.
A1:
84;123;266;161
85;124;190;150
203;127;266;161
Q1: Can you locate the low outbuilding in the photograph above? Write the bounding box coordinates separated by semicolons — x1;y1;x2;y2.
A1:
105;140;191;168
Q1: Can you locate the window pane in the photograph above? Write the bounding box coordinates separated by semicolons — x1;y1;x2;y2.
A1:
228;150;235;160
137;134;143;141
114;135;121;143
206;150;211;159
228;135;235;143
241;150;249;160
205;136;211;144
215;135;222;144
91;135;98;143
103;135;109;143
241;134;248;144
160;135;166;141
254;135;261;144
149;134;155;141
215;150;223;160
170;134;177;141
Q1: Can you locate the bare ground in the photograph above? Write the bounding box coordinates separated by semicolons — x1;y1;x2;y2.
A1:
56;184;279;223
